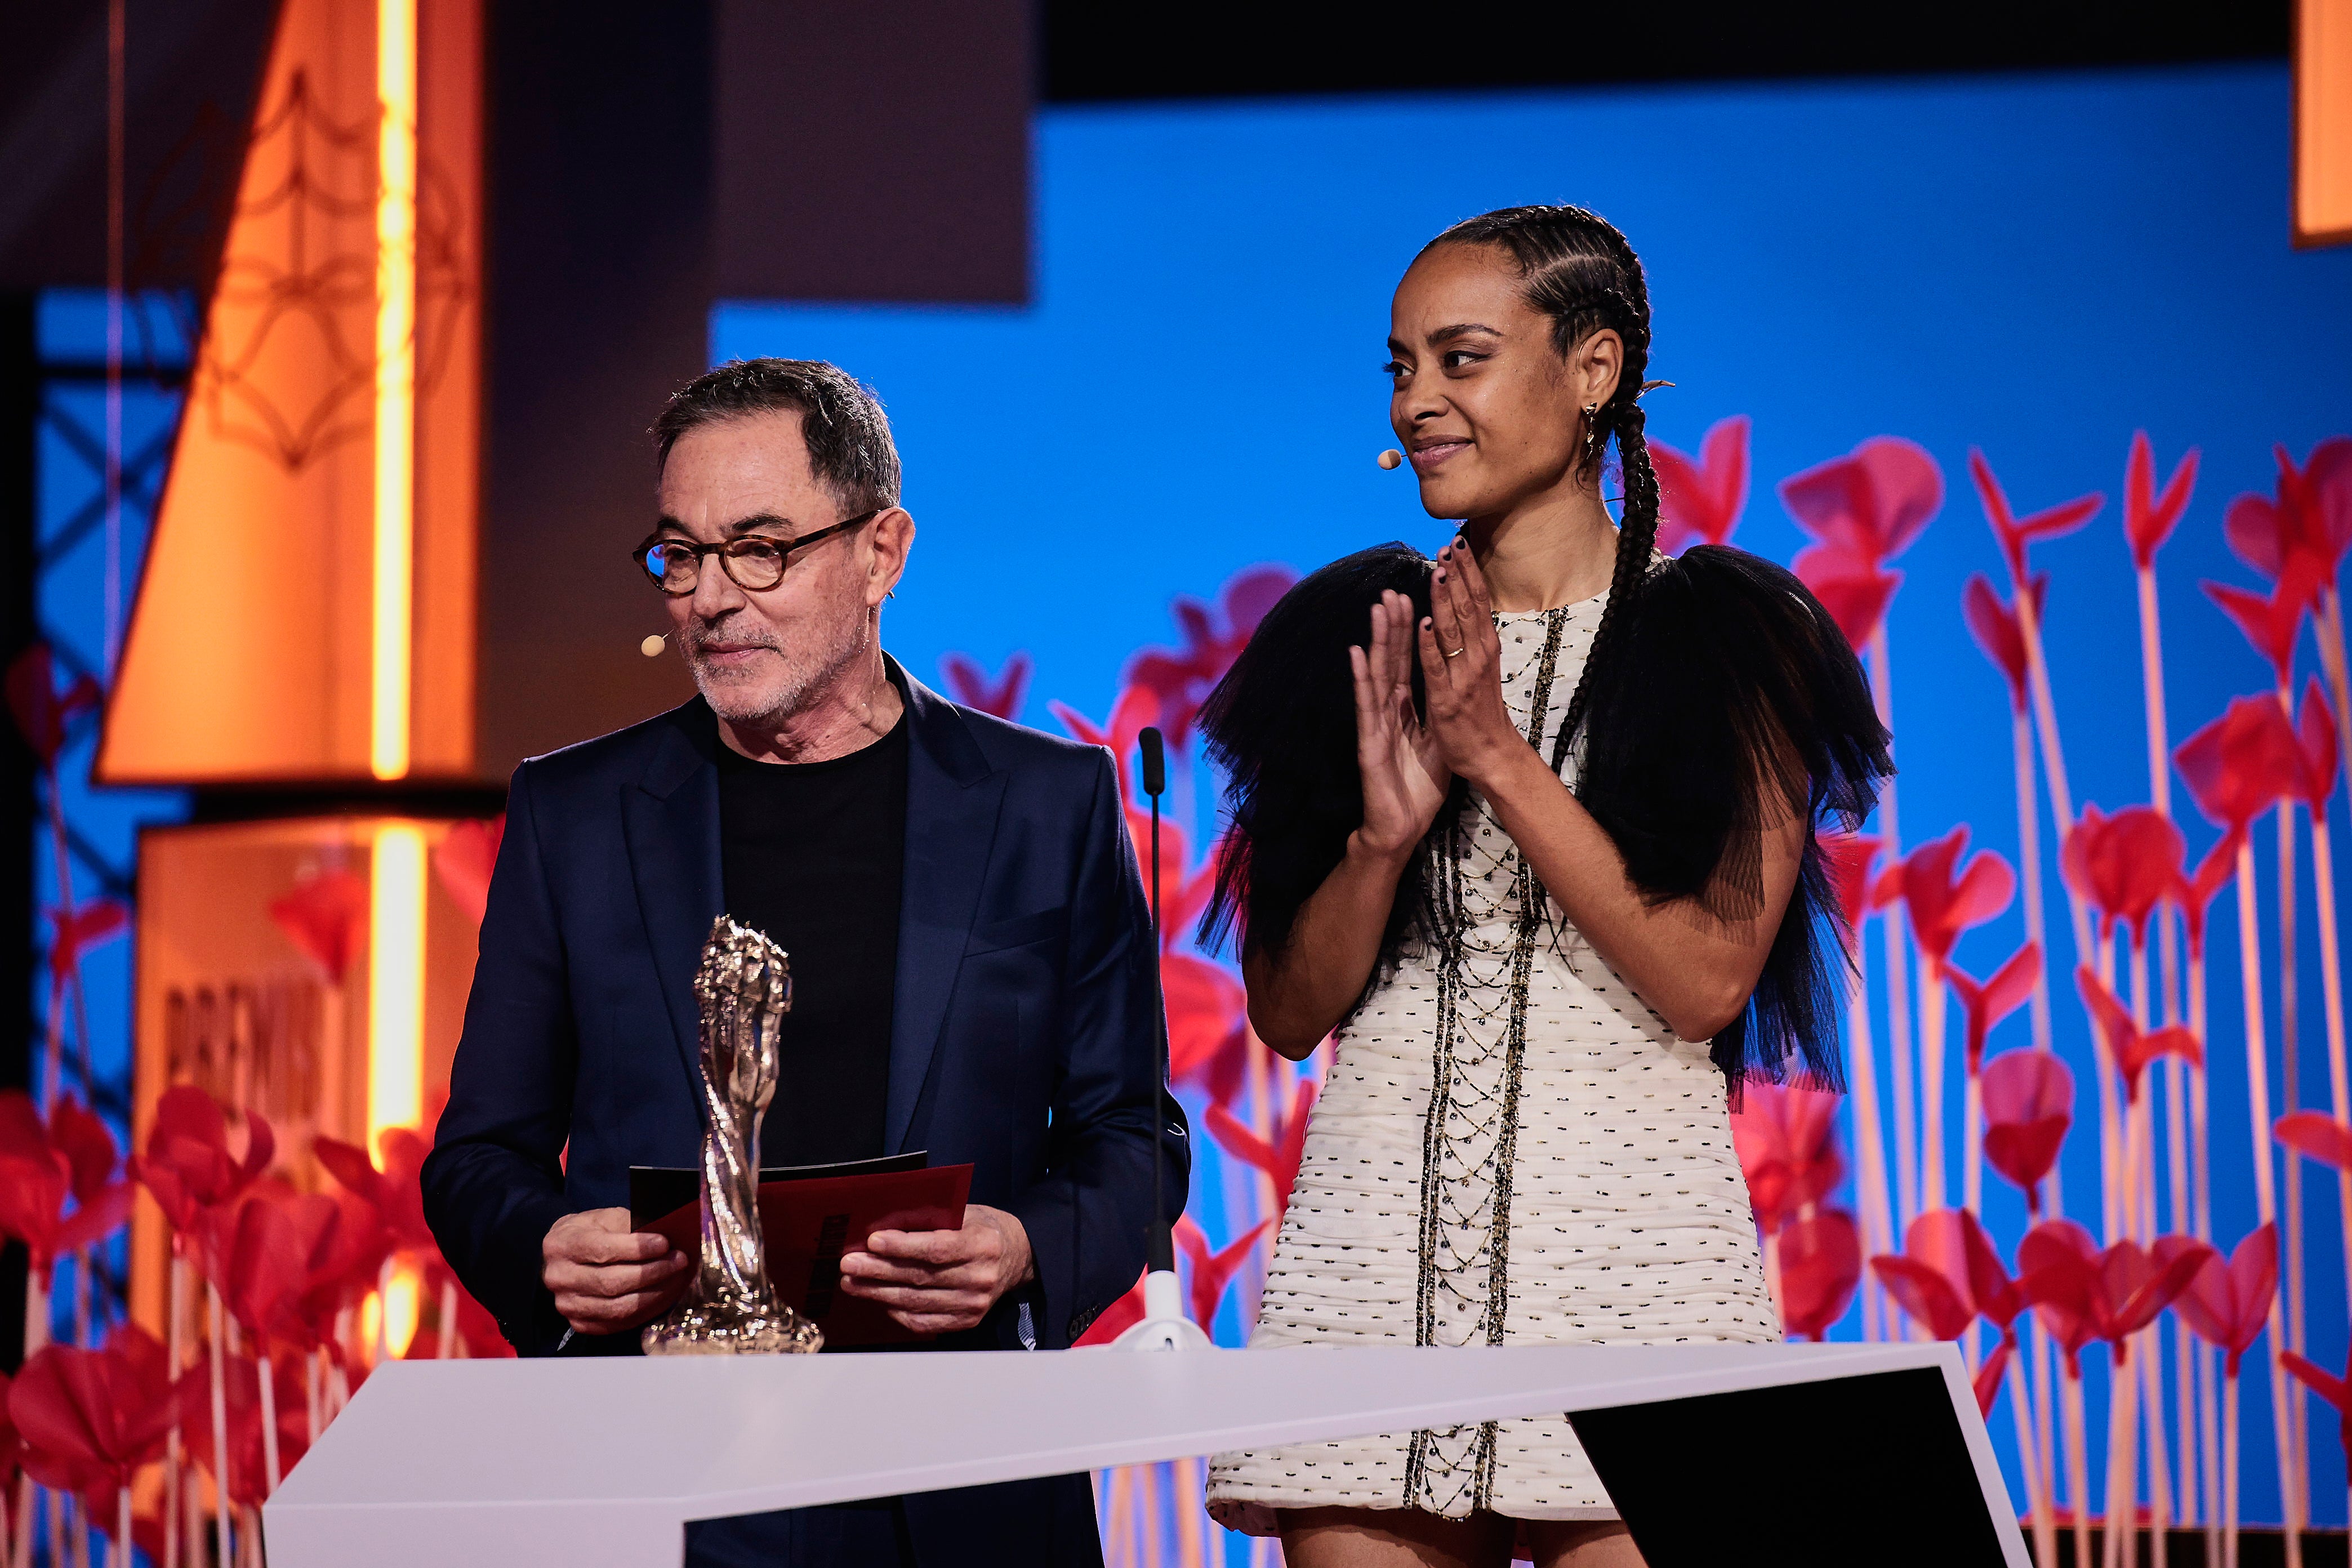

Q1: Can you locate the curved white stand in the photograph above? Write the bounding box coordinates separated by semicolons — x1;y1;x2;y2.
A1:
1108;1269;1214;1352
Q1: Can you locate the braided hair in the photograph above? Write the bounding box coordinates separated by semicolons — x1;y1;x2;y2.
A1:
1421;204;1664;772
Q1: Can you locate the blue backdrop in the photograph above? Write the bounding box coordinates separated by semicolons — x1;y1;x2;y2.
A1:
716;62;2352;1536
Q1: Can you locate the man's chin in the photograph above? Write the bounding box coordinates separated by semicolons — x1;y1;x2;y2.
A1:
689;667;803;727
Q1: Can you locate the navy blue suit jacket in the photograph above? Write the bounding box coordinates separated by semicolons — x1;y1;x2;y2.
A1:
422;663;1188;1371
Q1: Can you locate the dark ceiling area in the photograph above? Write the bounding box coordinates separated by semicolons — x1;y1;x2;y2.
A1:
1041;1;2291;104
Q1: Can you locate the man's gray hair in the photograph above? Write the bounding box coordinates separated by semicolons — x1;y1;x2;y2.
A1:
652;358;902;514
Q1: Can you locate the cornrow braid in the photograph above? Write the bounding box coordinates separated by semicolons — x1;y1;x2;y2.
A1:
1421;203;1663;777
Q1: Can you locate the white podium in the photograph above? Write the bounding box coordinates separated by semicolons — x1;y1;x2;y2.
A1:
264;1343;2026;1566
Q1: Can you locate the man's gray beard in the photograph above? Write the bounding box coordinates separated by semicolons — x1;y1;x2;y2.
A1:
687;623;864;731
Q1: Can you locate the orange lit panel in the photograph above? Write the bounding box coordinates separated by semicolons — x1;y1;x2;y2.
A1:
2301;0;2352;246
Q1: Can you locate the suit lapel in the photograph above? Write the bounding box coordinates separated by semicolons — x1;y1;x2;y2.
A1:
887;667;1006;1153
622;702;727;1112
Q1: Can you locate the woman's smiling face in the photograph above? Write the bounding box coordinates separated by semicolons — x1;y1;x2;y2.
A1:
1386;242;1619;524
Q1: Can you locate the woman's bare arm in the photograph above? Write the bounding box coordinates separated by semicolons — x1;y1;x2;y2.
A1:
1418;542;1803;1042
1243;590;1449;1059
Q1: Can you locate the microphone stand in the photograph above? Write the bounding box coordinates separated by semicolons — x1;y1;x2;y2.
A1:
1113;725;1211;1352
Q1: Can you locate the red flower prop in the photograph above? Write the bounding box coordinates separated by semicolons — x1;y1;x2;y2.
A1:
1780;436;1943;567
268;869;369;988
2017;1220;2211;1368
1974;1339;2014;1419
2176;696;2302;834
938;651;1032;722
431;814;505;927
1961;573;2048;711
2161;1223;2275;1378
2276;1111;2352;1171
1163;953;1248;1090
1792;545;1903;652
2224;438;2352;588
1729;1080;1845;1235
132;1085;275;1237
8;1328;173;1518
1895;827;2015;972
173;1351;308;1510
3;644;102;769
314;1130;435;1257
1820;831;1883;933
1944;941;2040;1073
1174;1214;1273;1331
0;1091;136;1284
46;898;128;992
1052;685;1160;802
1968;449;2102;583
1651;416;1750;556
204;1188;346;1346
2123;433;2199;572
1124;564;1297;750
1072;1272;1150;1347
1871;1209;2021;1344
2282;1348;2352;1487
1778;1209;1861;1342
2171;829;2240;961
2077;966;2202;1102
1982;1049;2074;1214
1206;1077;1317;1220
2060;804;2183;946
2297;678;2339;809
2204;556;2322;685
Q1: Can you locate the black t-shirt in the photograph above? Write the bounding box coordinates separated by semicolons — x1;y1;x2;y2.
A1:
714;711;908;1168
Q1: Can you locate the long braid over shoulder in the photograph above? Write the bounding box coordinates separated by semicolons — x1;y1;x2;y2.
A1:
1423;204;1662;772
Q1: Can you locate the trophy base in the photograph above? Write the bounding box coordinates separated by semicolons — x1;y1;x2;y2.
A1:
641;1298;824;1356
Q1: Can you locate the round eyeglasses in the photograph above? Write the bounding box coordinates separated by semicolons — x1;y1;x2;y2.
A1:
632;510;881;596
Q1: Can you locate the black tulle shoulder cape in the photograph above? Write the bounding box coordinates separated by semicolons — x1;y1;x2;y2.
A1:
1197;540;1893;1093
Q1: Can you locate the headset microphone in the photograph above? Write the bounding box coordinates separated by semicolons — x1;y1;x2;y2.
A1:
640;633;668;657
1377;449;1404;470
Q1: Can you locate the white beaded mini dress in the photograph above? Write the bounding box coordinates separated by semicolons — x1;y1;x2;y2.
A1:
1204;593;1781;1534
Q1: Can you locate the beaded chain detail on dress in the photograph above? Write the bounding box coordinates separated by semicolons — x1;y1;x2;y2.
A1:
1402;605;1572;1516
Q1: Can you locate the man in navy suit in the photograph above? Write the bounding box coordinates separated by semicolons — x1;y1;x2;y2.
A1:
422;358;1186;1567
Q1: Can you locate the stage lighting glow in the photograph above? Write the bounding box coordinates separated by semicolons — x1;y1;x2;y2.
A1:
372;0;418;780
368;822;426;1142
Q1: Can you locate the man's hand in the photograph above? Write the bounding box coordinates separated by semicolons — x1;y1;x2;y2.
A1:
838;1204;1034;1336
542;1208;691;1335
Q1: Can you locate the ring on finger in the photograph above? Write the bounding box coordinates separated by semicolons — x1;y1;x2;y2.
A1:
1444;645;1466;660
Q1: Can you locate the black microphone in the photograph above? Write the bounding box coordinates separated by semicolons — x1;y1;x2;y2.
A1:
1139;727;1166;798
1138;726;1173;1273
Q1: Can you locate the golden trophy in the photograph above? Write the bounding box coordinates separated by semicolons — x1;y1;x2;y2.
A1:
642;916;824;1355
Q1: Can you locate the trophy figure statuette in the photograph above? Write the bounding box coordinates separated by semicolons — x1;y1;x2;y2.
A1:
642;916;823;1355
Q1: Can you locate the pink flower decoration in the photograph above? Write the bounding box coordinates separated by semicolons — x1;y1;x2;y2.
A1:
938;652;1032;721
2204;557;2321;685
1944;941;2040;1073
2176;696;2302;834
3;645;101;770
130;1085;274;1239
2163;1223;2275;1378
2060;803;2184;946
2171;828;2240;961
1651;415;1750;556
2077;966;2202;1103
2276;1111;2352;1171
2123;433;2199;572
2283;1346;2352;1482
2224;438;2352;587
1051;685;1160;802
1174;1214;1273;1332
268;870;369;988
46;899;127;992
1206;1077;1318;1222
431;815;505;927
1125;565;1298;750
1961;573;2047;712
8;1329;173;1519
1983;1049;2074;1214
1730;1080;1845;1236
2019;1220;2211;1369
1819;831;1883;934
1969;449;2103;583
1779;1209;1862;1342
1894;826;2014;970
1780;436;1943;566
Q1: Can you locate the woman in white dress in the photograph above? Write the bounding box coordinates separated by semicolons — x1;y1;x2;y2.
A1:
1198;206;1891;1567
